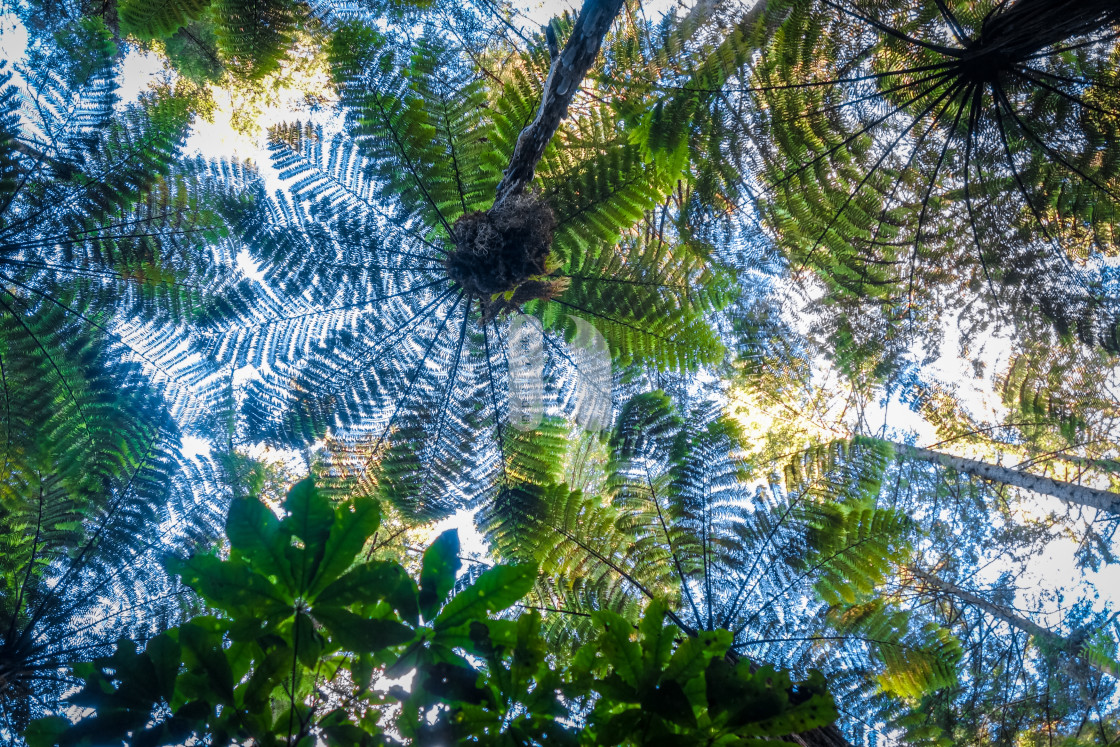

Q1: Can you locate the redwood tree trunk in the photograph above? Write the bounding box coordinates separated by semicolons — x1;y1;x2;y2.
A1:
881;439;1120;516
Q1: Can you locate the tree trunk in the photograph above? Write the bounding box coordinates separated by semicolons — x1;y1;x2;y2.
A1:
974;0;1120;61
879;438;1120;517
909;566;1119;680
493;0;628;207
787;724;855;747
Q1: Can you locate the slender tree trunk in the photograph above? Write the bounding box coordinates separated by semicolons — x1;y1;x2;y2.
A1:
909;566;1119;679
878;438;1120;516
493;0;788;208
493;0;628;207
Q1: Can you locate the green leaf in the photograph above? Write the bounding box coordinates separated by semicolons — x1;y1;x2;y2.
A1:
238;644;291;710
593;610;643;688
180;620;235;703
172;553;292;616
646;679;696;728
225;495;296;593
294;612;324;668
433;563;536;630
23;716;69;747
306;496;381;599
419;529;460;621
312;560;406;608
314;606;416;653
146;633;182;702
663;629;732;684
281;478;334;592
638;600;674;671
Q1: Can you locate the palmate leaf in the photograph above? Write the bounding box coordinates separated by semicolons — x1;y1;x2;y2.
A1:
212;22;729;520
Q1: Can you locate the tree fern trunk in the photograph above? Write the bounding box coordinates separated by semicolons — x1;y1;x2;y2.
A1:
973;0;1120;61
881;439;1120;516
909;566;1119;680
493;0;627;207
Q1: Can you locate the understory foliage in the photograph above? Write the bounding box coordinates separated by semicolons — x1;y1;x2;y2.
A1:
26;477;838;746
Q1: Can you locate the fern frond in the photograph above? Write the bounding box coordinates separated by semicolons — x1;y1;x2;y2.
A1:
118;0;211;41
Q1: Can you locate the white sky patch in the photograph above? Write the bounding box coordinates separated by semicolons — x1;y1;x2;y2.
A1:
519;0;683;25
0;12;28;62
181;434;213;458
427;508;489;564
116;48;166;105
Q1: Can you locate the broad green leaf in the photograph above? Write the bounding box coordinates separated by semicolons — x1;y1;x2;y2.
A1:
419;529;460;621
146;633;182;703
180;619;235;703
593;610;643;688
314;605;416;653
306;496;381;599
238;644;291;710
433;562;536;630
281;478;334;592
432;618;519;656
294;612;324;668
312;559;406;607
638;600;674;672
225;495;296;593
646;679;696;728
23;716;69;747
173;553;292;615
663;629;732;684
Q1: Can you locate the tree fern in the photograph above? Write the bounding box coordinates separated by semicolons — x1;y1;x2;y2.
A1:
0;321;225;737
1;20;246;423
737;0;1120;351
206;18;732;519
481;391;957;744
118;0;212;41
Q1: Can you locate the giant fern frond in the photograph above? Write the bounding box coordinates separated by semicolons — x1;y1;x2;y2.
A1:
0;320;225;736
209;19;731;518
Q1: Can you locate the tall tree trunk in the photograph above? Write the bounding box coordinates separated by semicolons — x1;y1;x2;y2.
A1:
493;0;628;207
909;566;1119;680
877;438;1120;516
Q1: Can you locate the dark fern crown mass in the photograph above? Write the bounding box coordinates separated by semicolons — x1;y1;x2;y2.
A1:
211;20;731;519
734;0;1120;354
